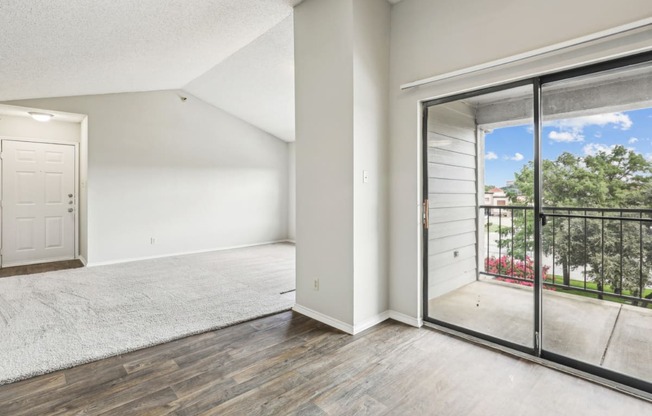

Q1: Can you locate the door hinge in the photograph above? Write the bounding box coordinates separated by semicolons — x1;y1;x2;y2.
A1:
422;199;429;229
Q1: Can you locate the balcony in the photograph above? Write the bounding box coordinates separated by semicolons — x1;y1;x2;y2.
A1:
428;205;652;384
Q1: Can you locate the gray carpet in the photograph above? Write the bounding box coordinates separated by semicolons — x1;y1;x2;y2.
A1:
0;243;295;385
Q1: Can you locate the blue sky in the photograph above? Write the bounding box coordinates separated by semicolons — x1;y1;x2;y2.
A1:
484;108;652;187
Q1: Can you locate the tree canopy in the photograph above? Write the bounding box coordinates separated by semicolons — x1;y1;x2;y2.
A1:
500;145;652;301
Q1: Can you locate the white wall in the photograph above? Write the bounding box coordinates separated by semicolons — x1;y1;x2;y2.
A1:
294;0;390;331
288;142;296;241
0;115;80;143
8;90;289;265
389;0;652;320
352;0;390;327
295;0;356;325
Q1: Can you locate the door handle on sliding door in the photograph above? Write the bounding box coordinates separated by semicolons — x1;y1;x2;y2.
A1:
540;212;547;227
422;199;429;229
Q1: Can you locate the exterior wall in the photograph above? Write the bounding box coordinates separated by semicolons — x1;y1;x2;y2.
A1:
427;102;477;299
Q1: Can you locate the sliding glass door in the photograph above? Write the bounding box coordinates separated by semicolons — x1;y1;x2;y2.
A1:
540;59;652;388
423;52;652;393
424;83;536;351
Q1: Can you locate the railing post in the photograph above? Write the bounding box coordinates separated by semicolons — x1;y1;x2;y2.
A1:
620;211;624;295
552;214;556;286
498;208;502;266
601;211;605;299
511;209;515;277
640;211;644;302
486;208;490;275
584;211;587;291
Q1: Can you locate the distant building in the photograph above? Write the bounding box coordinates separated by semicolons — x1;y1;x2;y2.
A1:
484;187;509;216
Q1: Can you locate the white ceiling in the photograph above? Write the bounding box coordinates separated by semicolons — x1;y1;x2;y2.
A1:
185;16;295;142
0;0;298;101
0;0;401;142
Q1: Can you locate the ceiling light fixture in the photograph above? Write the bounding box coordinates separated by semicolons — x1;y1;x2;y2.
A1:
28;112;54;122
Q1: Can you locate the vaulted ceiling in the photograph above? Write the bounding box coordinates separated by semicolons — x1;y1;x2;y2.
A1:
185;16;295;142
0;0;400;142
0;0;297;139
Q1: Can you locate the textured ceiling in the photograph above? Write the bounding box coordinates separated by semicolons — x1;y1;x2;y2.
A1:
1;0;399;142
184;17;295;142
0;0;298;101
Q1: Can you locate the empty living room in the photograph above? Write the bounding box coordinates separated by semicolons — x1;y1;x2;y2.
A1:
1;0;651;414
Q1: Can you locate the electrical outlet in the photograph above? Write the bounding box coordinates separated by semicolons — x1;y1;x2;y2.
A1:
313;279;319;291
150;237;156;245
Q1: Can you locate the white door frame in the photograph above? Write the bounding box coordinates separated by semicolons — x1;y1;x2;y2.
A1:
0;136;80;267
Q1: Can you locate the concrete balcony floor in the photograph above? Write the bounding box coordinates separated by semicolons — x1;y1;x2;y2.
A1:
429;280;652;383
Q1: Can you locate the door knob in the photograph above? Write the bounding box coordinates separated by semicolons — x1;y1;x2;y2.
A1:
68;194;73;198
68;208;74;213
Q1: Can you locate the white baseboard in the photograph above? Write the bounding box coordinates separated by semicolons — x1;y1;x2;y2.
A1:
353;311;390;334
388;310;423;328
77;256;88;266
293;306;420;335
293;304;354;334
85;240;290;267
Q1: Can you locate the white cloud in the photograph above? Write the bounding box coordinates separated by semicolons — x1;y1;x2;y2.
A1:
485;151;498;160
582;143;634;156
582;143;636;156
547;112;633;144
550;112;632;131
628;137;639;144
549;131;583;142
583;143;615;156
510;153;524;161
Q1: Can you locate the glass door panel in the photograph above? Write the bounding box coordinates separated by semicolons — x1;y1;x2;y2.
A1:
426;84;536;349
541;60;652;384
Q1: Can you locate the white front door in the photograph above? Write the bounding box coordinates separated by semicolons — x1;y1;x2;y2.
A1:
1;140;76;267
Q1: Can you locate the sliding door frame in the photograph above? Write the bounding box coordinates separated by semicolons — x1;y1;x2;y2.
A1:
422;49;652;395
422;78;538;356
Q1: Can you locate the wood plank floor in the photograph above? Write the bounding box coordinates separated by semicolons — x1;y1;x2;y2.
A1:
0;311;649;415
0;259;83;278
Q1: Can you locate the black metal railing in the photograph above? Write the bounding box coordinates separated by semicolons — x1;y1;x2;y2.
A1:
480;205;652;307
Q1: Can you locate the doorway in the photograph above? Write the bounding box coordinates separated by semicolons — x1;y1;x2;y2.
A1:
423;52;652;394
1;139;77;267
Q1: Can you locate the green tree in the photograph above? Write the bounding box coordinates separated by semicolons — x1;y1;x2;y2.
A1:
502;146;652;302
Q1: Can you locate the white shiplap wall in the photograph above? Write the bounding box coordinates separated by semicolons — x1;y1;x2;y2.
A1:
427;102;479;299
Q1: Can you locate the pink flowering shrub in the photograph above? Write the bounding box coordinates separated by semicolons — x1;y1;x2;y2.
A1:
485;255;555;291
